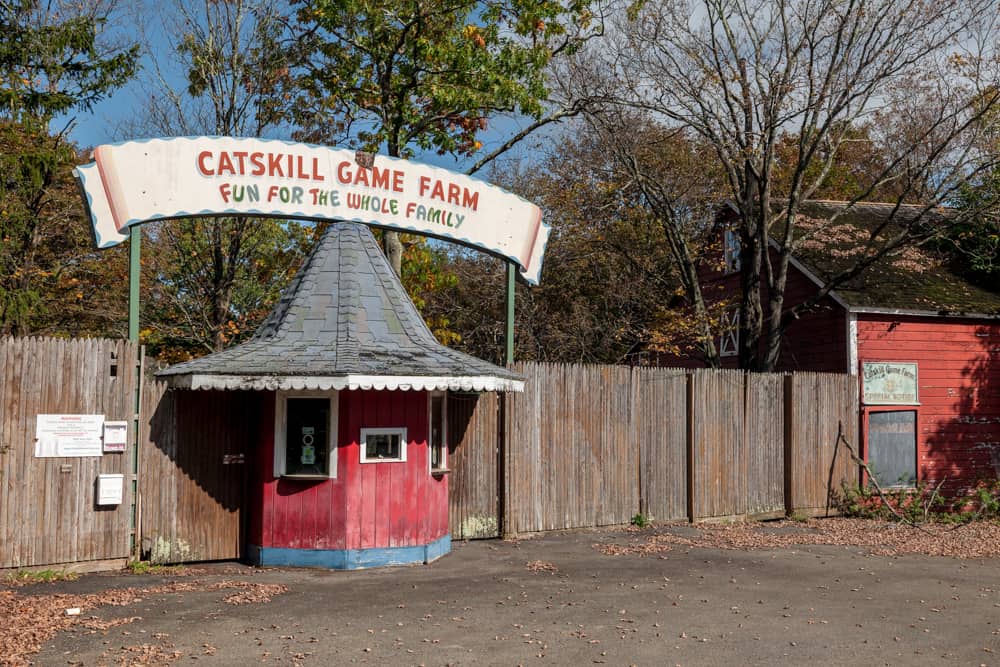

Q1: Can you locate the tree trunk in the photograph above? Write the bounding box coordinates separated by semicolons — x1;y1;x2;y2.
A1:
384;141;404;276
384;230;403;276
211;292;233;352
738;177;765;371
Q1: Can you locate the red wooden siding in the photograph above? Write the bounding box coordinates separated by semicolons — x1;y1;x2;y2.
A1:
662;245;848;372
775;265;847;373
857;315;1000;489
251;390;447;551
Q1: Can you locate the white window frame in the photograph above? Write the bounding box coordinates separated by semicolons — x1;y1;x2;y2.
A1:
720;309;739;357
428;391;448;473
273;390;338;478
724;229;741;274
360;427;408;463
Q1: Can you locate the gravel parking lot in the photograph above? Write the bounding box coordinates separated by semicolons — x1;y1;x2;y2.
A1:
5;519;1000;666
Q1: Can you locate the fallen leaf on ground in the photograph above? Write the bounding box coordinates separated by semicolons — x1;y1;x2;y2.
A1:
595;518;1000;559
0;579;288;666
525;560;559;574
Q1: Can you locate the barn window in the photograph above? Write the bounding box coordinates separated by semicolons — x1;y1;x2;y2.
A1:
720;308;739;357
360;427;407;463
867;410;917;488
274;392;338;478
429;392;448;473
724;229;741;274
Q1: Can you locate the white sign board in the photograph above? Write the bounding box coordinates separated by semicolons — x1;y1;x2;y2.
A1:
75;137;550;284
103;421;128;453
96;474;125;505
862;362;919;405
35;414;104;457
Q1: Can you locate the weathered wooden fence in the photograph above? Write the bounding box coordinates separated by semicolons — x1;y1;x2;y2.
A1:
688;370;786;522
1;337;861;568
635;368;688;522
481;363;860;537
503;364;639;536
0;338;138;570
447;392;500;539
785;373;860;517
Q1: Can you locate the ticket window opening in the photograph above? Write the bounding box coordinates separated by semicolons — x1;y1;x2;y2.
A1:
285;397;329;476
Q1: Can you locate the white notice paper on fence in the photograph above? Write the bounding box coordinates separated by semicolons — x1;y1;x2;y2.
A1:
35;414;105;457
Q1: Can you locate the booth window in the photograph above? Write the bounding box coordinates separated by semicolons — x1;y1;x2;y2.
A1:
429;392;448;473
360;427;407;463
274;393;337;478
867;410;917;488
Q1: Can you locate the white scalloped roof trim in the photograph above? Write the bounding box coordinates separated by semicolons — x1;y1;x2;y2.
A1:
166;373;524;393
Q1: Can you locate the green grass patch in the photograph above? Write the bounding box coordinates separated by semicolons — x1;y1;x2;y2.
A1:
127;561;186;576
4;568;80;586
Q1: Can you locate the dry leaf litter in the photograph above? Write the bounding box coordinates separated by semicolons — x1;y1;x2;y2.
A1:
596;518;1000;559
525;560;559;573
0;579;287;666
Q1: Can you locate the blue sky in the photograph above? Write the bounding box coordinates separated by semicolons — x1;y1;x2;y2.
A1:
65;64;543;179
67;93;540;175
61;1;556;178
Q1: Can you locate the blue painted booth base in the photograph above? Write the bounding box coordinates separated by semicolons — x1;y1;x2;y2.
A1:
247;535;451;570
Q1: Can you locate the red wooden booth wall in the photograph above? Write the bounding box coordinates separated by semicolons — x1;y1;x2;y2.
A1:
247;389;448;554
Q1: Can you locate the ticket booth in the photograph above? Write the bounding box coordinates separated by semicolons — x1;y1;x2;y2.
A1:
157;222;523;568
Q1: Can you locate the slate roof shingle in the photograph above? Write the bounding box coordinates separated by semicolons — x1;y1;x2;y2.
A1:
156;222;523;391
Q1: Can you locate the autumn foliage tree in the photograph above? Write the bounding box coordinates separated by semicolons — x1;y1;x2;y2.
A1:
0;0;137;335
420;120;722;364
135;0;307;359
289;0;604;275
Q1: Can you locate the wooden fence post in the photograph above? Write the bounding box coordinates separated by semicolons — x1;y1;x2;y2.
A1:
499;389;511;539
686;372;696;522
784;373;794;516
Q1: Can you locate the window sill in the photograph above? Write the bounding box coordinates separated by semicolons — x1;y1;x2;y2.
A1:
430;467;451;476
280;473;331;480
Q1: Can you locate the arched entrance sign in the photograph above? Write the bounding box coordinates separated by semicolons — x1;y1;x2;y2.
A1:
75;136;549;284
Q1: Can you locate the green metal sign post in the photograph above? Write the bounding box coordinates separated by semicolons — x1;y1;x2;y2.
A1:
127;225;141;558
128;227;140;343
506;261;515;365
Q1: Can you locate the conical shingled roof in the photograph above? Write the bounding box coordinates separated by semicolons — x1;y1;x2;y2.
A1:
157;222;523;392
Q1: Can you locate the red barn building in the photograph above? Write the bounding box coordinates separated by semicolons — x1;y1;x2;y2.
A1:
157;222;523;568
696;201;1000;491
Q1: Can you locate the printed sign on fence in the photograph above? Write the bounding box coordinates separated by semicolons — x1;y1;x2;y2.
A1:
35;414;105;457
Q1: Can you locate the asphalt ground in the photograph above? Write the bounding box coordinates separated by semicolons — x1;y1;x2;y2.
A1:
11;523;1000;666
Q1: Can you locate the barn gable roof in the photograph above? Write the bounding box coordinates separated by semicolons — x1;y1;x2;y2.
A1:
157;222;523;392
779;200;1000;317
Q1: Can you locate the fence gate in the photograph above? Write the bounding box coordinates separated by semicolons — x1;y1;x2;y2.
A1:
447;392;501;539
0;338;138;570
139;381;256;563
